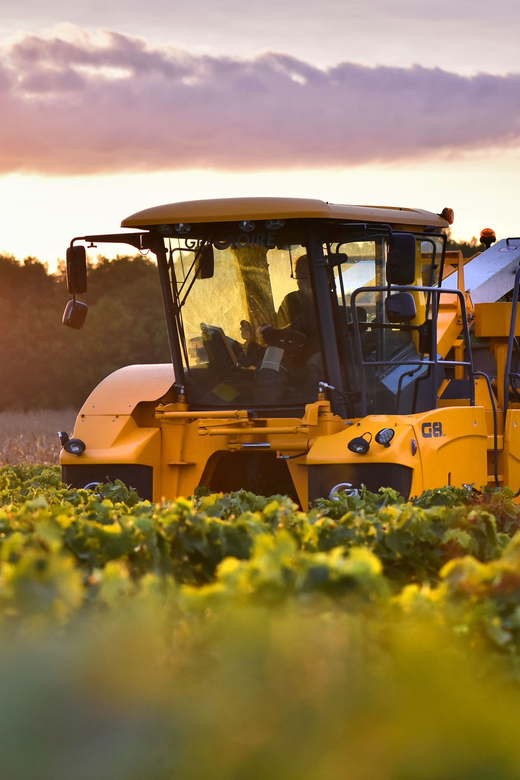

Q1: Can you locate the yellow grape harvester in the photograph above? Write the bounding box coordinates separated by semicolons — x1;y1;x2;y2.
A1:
59;198;520;507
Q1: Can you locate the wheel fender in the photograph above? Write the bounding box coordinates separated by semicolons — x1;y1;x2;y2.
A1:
79;364;176;416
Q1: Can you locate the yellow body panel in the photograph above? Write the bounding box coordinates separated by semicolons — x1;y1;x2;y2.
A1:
74;423;161;468
63;373;490;504
121;197;449;230
78;364;175;415
307;407;488;498
61;414;163;495
474;302;520;338
61;365;175;500
502;410;520;490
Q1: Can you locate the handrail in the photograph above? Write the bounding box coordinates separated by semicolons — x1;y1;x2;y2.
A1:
503;266;520;416
474;371;499;487
350;285;475;417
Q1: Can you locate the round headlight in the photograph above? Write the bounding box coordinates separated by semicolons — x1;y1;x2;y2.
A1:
375;428;395;447
348;435;371;455
64;438;86;456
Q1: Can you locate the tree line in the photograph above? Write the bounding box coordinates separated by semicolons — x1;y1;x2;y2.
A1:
0;254;170;410
446;233;481;258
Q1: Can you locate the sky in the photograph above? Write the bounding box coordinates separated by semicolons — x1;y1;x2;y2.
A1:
1;0;519;269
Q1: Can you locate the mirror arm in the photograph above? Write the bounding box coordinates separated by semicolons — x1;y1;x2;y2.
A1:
70;232;154;251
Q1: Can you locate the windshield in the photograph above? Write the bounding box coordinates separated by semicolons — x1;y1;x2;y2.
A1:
161;220;447;417
165;227;323;411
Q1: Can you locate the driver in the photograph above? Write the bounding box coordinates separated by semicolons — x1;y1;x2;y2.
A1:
277;254;319;354
237;319;264;368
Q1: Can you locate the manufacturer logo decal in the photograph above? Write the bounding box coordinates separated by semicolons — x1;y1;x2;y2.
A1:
421;421;443;438
214;233;277;250
329;482;359;499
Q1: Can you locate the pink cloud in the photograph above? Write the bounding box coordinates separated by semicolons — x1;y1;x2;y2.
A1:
1;28;520;175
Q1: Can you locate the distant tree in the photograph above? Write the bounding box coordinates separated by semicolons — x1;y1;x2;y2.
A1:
0;254;170;410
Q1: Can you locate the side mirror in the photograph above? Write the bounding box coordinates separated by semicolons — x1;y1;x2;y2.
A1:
62;300;88;329
385;292;417;323
386;233;416;285
328;251;348;267
197;244;215;279
66;246;88;294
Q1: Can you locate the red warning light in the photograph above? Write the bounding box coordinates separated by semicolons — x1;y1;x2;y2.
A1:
440;207;455;224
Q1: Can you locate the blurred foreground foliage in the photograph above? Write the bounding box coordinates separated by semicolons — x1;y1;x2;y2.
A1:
3;465;520;778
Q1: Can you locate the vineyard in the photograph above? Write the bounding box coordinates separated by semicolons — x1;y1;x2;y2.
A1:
2;464;520;778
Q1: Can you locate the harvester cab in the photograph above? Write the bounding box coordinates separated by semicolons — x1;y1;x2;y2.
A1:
59;197;520;507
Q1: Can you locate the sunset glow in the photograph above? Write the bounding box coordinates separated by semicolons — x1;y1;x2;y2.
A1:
1;1;519;269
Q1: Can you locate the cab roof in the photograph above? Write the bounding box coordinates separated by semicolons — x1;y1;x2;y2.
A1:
121;197;449;230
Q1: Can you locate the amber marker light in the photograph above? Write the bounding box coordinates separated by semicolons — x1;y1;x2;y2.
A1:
480;228;497;249
440;207;455;224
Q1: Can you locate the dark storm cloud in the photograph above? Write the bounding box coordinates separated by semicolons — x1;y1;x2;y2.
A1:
1;28;519;175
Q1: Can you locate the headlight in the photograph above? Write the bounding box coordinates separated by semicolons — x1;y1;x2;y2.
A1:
375;428;395;447
347;434;371;455
64;438;86;456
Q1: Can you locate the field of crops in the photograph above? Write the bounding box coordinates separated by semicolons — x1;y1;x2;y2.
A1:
2;460;520;779
0;409;78;465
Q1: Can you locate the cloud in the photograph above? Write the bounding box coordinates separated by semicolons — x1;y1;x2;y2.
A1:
1;27;520;175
